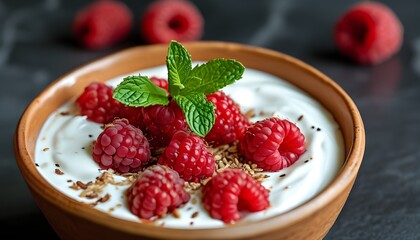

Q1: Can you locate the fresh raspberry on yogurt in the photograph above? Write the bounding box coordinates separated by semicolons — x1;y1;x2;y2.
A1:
239;117;306;171
92;118;150;173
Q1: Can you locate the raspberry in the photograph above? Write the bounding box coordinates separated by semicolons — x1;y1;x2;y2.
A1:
72;0;132;50
92;119;150;173
117;77;168;128
126;165;190;220
202;169;269;223
140;0;204;44
239;117;306;171
76;82;122;124
334;1;403;65
205;91;251;147
150;76;169;92
158;131;215;181
117;106;144;128
141;100;189;150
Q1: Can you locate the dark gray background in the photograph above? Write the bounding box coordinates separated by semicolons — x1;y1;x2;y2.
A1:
1;0;419;239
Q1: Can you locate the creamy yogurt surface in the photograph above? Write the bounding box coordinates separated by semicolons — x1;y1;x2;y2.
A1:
34;64;345;228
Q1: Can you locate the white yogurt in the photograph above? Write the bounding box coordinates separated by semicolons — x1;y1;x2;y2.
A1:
34;64;345;228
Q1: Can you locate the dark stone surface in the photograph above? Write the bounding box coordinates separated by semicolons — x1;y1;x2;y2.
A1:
2;0;419;239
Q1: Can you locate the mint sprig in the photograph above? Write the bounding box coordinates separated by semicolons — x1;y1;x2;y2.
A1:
174;94;215;137
166;41;191;94
113;75;169;107
182;59;245;95
113;40;245;137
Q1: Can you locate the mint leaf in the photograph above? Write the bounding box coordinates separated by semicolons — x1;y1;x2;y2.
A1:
181;59;245;95
112;41;246;138
113;75;169;107
174;94;215;137
166;41;192;95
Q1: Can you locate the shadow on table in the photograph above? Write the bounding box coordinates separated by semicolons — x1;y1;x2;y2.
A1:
1;212;58;239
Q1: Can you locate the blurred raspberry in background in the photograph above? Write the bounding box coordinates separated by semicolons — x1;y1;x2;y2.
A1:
72;0;204;49
334;1;403;65
140;0;204;44
72;0;133;50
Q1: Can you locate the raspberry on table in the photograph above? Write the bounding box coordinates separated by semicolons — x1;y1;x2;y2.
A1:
76;82;122;124
126;165;190;220
141;100;190;151
72;0;132;50
92;118;150;173
202;169;269;223
140;0;204;44
334;1;403;65
239;117;306;171
205;91;251;147
158;130;215;181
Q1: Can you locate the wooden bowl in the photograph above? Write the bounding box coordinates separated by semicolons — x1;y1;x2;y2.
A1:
14;41;365;240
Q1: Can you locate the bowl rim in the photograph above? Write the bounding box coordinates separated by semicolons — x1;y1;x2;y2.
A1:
14;41;365;239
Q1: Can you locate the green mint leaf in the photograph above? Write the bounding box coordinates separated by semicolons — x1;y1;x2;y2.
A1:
166;40;192;95
113;75;169;107
181;59;245;95
174;94;215;137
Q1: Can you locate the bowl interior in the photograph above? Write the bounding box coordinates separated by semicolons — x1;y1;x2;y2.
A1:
15;41;365;239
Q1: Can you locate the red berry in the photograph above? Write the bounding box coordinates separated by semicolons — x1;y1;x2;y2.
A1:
72;0;132;50
92;118;150;173
159;131;215;181
150;76;169;92
117;76;169;128
141;100;189;150
205;91;251;147
140;0;204;44
202;169;269;223
239;117;306;171
76;82;122;124
334;1;403;65
126;165;190;220
117;106;144;128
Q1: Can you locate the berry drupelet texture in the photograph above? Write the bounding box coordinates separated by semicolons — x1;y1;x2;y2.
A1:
239;117;306;171
76;82;122;124
202;169;270;223
159;130;215;181
141;100;190;151
126;165;190;220
92;118;150;173
205;91;251;147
